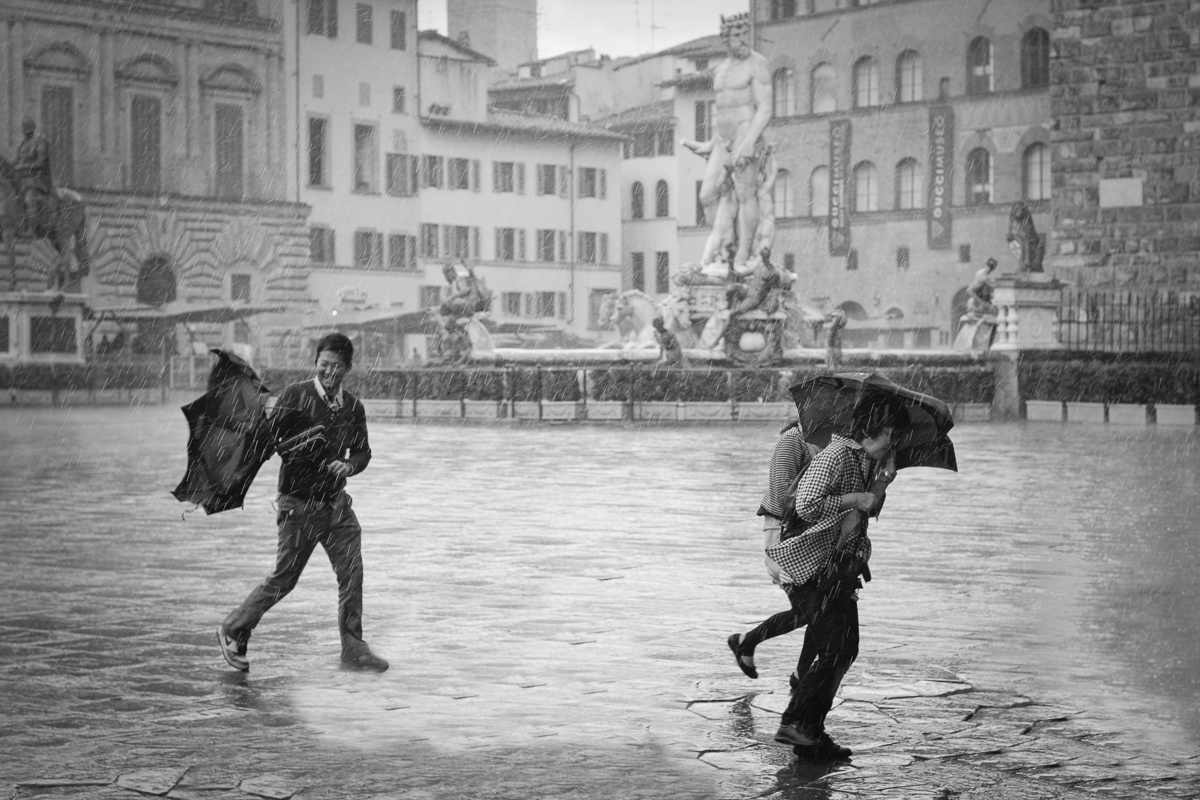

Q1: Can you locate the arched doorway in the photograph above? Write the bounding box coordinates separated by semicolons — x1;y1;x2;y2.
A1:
837;300;868;321
136;255;176;306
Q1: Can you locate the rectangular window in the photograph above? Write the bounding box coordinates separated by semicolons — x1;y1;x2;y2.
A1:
897;246;910;270
358;82;370;106
537;164;556;195
310;226;335;263
388;233;416;269
578;167;597;198
420;223;439;258
385;153;417;196
231;274;252;301
356;2;372;43
392;86;406;113
42;85;74;187
493;161;514;193
0;316;8;352
214;103;244;199
557;292;567;319
307;0;337;37
308;117;328;187
633;132;655;158
631;252;645;291
353;123;377;193
655;252;670;293
312;74;324;97
354;229;383;268
537;229;556;261
847;248;859;271
419;286;442;308
657;127;674;156
535;292;556;318
959;244;972;263
695;180;707;226
422;155;444;188
30;317;75;353
448;157;470;190
495;227;516;261
130;95;162;193
578;232;597;264
694;101;711;142
390;9;406;49
502;292;522;316
451;225;470;259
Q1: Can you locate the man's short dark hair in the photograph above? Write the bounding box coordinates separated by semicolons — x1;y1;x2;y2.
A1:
850;398;902;441
315;332;354;367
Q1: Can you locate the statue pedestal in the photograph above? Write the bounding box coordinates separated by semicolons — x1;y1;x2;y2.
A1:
0;292;88;365
990;276;1064;351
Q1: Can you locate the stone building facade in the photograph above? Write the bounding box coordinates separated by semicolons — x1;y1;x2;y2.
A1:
1050;0;1200;292
0;0;310;363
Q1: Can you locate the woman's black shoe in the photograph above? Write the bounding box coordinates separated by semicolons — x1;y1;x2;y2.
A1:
726;633;758;679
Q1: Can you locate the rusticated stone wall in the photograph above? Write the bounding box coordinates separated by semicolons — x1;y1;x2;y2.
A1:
1050;0;1200;290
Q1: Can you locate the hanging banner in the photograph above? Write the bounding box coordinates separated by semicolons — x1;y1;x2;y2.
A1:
927;105;954;250
828;119;851;256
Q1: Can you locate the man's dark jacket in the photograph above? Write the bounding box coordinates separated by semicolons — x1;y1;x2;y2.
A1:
272;380;371;502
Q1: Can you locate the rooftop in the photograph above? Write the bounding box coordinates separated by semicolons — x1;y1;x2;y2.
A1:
417;29;497;65
595;100;676;131
613;34;726;71
658;68;714;90
423;109;628;142
490;73;575;93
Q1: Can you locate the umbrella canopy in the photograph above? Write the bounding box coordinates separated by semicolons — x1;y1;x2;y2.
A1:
172;349;276;514
788;372;957;472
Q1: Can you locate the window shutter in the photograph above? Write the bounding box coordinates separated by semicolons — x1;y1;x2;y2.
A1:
577;167;584;198
516;163;525;194
600;233;609;264
518;229;526;260
374;232;384;268
472;227;480;259
492;162;500;193
443;225;451;258
328;0;338;37
599;168;607;199
493;228;502;260
559;230;567;262
557;292;567;319
558;166;568;197
472;159;481;192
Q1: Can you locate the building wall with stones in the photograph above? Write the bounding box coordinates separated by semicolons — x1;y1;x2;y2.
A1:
0;0;311;364
1050;0;1200;292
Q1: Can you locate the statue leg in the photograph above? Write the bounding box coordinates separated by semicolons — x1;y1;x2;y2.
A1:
732;163;759;271
699;145;731;267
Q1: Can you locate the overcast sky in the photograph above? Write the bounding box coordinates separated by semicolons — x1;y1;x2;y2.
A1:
418;0;749;61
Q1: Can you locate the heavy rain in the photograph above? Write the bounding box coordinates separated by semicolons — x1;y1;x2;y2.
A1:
1;0;1199;799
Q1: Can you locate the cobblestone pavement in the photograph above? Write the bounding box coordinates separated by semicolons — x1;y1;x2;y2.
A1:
1;407;1197;800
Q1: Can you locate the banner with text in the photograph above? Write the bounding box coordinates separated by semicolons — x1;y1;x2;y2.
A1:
927;105;954;250
828;119;851;256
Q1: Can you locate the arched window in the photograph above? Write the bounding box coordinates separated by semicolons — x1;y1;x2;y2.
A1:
1021;28;1050;89
773;169;794;217
967;37;993;95
966;148;992;205
853;57;879;108
772;68;796;117
631;181;644;219
896;158;921;209
655;179;669;217
838;300;868;321
136;255;176;306
1023;143;1050;201
809;166;829;217
853;161;877;212
896;50;923;103
811;62;837;114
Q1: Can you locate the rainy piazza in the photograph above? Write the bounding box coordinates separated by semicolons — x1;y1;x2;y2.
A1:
1;0;1199;798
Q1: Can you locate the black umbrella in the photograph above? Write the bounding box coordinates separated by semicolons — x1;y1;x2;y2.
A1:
172;349;276;514
788;372;957;472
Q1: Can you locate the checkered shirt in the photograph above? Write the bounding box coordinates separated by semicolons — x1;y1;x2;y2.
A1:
765;434;874;586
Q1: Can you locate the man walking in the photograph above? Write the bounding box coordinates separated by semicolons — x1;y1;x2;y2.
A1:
766;401;898;759
217;333;389;672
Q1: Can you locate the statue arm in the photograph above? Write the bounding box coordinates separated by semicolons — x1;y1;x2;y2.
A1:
681;138;715;156
734;56;774;164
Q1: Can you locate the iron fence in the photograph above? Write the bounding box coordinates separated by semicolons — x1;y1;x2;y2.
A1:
1059;291;1200;352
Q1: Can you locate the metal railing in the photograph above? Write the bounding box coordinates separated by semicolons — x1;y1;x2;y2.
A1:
1059;291;1200;352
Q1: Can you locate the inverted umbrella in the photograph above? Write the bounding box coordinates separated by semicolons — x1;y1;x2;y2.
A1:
172;349;276;514
788;372;957;472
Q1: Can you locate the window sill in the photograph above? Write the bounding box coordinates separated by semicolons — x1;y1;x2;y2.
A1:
352;189;381;196
308;183;333;191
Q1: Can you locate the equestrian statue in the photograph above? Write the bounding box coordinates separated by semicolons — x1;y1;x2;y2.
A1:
0;117;90;291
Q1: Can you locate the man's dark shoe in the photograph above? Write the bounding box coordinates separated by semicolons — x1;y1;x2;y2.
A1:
342;644;389;672
727;633;758;679
774;722;819;747
789;671;800;693
217;626;249;672
794;732;853;760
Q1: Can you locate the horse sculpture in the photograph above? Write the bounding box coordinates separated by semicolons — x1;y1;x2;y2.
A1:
600;289;660;349
0;155;90;291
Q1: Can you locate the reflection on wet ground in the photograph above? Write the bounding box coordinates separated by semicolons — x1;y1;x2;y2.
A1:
0;407;1197;798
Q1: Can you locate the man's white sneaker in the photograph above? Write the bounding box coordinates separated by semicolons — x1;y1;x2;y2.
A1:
217;626;249;672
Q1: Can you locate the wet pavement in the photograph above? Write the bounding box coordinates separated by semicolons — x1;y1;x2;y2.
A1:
1;407;1198;799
